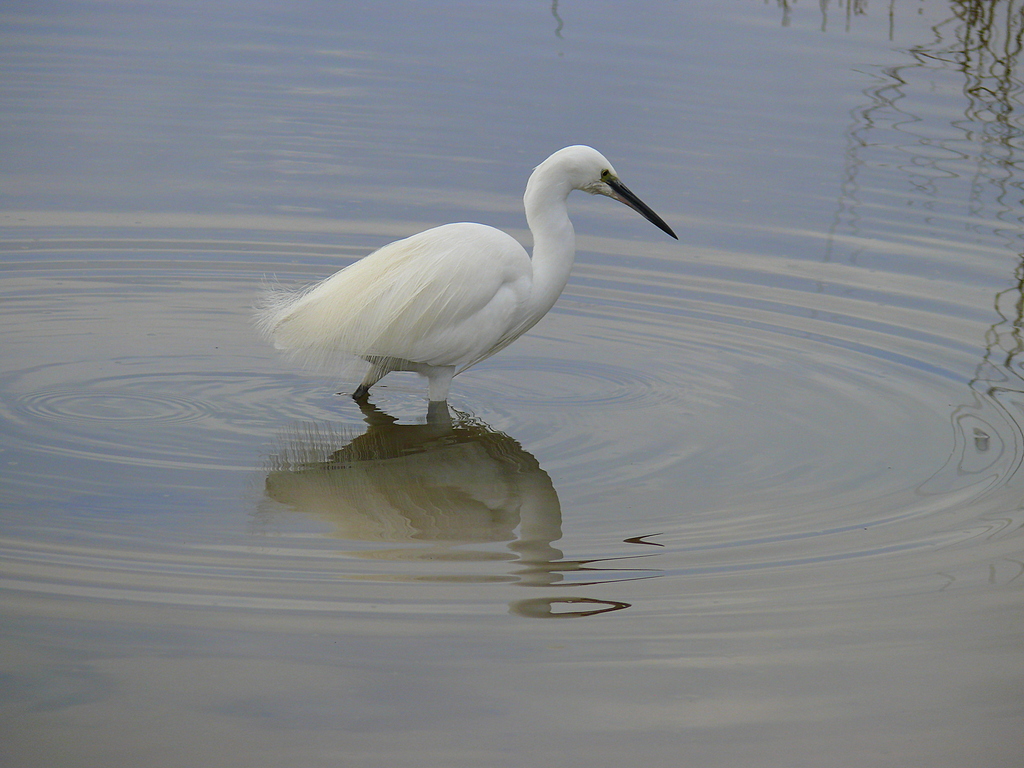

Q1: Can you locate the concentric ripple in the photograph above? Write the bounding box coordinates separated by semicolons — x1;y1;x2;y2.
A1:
1;215;1022;618
0;364;329;473
17;387;212;425
463;355;675;408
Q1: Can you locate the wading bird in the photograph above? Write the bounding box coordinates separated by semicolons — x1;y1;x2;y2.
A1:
257;145;677;403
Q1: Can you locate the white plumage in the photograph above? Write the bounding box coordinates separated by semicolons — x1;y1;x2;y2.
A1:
257;145;676;402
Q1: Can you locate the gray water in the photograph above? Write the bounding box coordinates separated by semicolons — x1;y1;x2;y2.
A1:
2;2;1023;766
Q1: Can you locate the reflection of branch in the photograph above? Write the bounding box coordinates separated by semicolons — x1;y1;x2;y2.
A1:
826;66;912;263
974;255;1024;392
923;1;1024;233
827;0;1024;263
922;253;1024;499
770;0;869;33
814;2;1024;500
550;0;564;39
830;0;1024;388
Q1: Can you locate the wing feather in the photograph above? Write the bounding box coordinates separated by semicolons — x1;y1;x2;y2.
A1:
256;223;532;373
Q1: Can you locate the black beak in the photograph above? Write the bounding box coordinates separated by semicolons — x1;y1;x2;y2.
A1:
607;178;678;239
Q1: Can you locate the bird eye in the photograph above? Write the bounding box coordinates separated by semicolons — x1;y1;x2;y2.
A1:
600;169;612;181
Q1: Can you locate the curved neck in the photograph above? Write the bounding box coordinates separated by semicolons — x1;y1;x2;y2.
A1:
524;167;576;320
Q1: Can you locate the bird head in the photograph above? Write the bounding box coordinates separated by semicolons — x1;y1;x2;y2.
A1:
551;145;678;240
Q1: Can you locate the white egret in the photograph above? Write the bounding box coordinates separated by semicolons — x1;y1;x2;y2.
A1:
257;145;677;402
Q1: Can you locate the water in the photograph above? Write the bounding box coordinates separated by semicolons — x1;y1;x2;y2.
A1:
2;1;1023;766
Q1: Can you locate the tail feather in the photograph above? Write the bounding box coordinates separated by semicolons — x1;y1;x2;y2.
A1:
254;275;369;384
254;277;300;347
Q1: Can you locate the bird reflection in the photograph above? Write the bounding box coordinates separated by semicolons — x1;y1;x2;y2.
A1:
262;401;660;614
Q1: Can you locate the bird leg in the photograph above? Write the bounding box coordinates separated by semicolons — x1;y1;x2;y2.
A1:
426;366;456;403
349;358;392;400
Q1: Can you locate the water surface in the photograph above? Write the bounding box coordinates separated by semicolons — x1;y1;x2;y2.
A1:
2;2;1023;766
